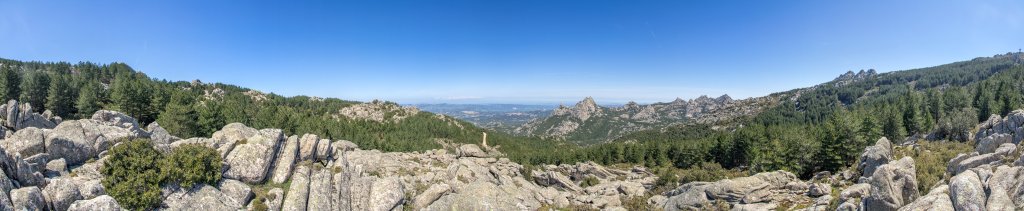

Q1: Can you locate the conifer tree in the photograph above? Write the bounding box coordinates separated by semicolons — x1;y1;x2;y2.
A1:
157;92;199;138
76;82;104;119
0;66;21;101
19;71;50;113
45;75;76;118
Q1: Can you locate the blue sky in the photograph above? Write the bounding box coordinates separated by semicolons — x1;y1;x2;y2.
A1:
1;1;1022;104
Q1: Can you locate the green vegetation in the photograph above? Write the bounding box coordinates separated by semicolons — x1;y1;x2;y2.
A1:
100;139;164;211
893;141;973;193
160;144;222;188
101;139;222;210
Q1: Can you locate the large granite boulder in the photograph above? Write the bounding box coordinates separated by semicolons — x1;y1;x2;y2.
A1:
425;181;536;211
67;195;121;211
298;134;319;161
1;127;47;157
0;100;61;130
90;110;147;136
281;165;311;211
10;186;44;211
163;185;243;210
369;177;405;211
532;170;582;192
42;178;83;211
412;183;451;209
949;170;986;211
45;117;145;165
859;137;893;178
218;179;253;207
146;122;180;146
307;168;335;210
222;125;283;184
269;135;299;184
898;184;953;211
864;157;918;211
455;144;487;158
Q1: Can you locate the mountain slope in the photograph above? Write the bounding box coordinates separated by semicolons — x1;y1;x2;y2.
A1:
514;94;780;145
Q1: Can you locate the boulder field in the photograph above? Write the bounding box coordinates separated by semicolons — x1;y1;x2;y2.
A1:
3;107;1024;210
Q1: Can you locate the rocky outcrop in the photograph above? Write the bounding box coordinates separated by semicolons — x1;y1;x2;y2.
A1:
334;100;420;123
859;137;893;179
949;169;986;210
864;157;919;211
269;135;299;184
514;95;778;143
282;165;311;211
221;124;283;184
0;100;61;131
661;171;803;210
0;110;674;211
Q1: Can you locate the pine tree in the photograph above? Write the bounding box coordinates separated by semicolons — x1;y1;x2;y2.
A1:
0;66;21;101
858;116;882;144
19;71;50;113
45;75;76;118
110;73;153;123
76;82;104;119
196;100;226;137
157;92;199;138
882;110;905;141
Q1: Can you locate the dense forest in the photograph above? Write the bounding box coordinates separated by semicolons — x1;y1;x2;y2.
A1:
1;52;1021;181
559;52;1024;178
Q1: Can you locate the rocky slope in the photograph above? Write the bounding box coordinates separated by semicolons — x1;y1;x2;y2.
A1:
0;108;658;210
657;110;1024;211
514;95;779;144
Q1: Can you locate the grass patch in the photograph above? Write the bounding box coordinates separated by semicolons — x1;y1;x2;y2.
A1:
894;141;973;193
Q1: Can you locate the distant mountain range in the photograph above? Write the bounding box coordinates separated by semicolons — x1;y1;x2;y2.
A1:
511;94;780;145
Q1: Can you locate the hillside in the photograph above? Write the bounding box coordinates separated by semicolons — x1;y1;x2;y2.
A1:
0;58;569;164
514;94;779;144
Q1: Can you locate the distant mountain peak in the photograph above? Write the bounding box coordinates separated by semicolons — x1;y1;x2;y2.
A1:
575;97;599;112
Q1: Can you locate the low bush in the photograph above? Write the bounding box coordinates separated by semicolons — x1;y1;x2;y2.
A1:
102;139;225;210
161;143;222;188
101;139;164;210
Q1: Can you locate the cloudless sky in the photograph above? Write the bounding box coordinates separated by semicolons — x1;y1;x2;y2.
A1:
1;0;1023;104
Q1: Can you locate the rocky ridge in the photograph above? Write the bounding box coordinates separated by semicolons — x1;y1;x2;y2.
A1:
514;95;778;144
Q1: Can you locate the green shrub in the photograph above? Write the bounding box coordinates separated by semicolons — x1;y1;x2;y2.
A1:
580;176;600;188
896;141;972;193
678;162;746;184
161;143;222;188
101;139;164;211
